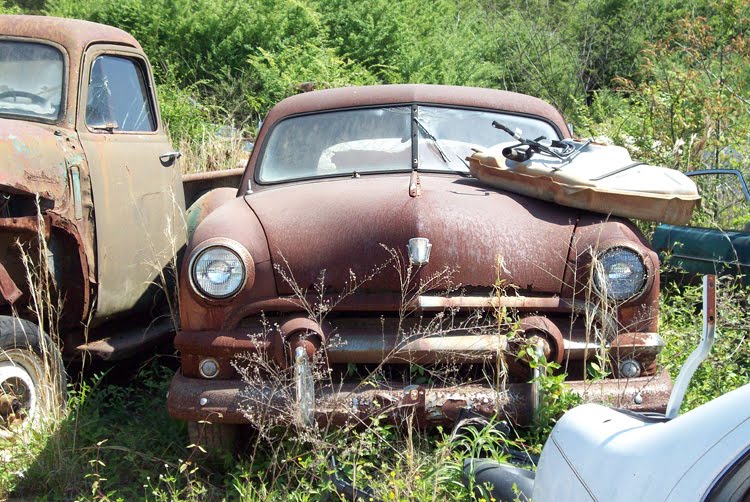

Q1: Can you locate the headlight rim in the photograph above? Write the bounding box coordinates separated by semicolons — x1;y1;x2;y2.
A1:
593;245;650;303
188;238;253;302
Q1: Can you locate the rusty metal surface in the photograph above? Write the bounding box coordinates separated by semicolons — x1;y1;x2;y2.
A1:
0;15;196;345
168;372;534;426
176;318;662;380
174;83;670;427
0;55;95;327
0;261;21;305
168;369;671;426
218;293;582;331
243;173;576;296
183;167;244;208
563;214;661;335
516;315;565;364
180;196;276;330
176;328;511;374
76;42;186;324
0;215;50;237
0;119;72;202
0;16;140;54
567;369;672;413
185;187;237;242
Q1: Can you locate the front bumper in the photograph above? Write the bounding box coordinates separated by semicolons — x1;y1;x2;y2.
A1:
167;370;672;427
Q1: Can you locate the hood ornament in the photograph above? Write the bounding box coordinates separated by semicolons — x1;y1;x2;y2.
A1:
407;237;432;265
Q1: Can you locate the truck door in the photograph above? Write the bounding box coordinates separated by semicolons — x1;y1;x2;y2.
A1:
77;44;186;323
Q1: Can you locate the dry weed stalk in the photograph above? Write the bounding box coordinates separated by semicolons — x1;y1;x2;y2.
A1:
1;195;66;437
234;245;518;442
178;129;249;174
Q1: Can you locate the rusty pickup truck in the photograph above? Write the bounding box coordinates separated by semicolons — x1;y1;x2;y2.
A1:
167;85;673;453
0;15;241;433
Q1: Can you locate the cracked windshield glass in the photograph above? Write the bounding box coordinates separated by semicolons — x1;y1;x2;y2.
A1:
0;41;63;121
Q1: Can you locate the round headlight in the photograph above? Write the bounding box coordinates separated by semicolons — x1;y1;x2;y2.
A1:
594;247;647;301
191;245;246;299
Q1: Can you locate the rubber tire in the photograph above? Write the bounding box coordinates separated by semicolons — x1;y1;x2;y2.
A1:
187;421;240;458
0;316;66;434
463;458;534;502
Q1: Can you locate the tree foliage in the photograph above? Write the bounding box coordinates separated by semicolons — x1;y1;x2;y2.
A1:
2;0;747;168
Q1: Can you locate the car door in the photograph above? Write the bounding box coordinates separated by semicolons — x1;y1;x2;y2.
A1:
77;44;186;323
653;170;750;281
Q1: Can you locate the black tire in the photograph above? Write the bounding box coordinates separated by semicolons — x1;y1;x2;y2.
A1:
187;421;240;458
0;316;66;436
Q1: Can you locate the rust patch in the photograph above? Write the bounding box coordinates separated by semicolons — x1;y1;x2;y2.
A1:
167;373;535;426
567;369;672;413
0;120;69;202
0;261;22;304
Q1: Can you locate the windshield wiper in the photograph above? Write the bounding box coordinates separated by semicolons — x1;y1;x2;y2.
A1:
413;117;451;163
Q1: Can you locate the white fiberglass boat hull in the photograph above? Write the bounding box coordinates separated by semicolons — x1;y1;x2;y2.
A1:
468;142;700;225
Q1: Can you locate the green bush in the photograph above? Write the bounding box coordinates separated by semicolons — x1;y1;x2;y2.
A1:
579;1;750;169
245;43;377;113
0;1;22;13
660;277;750;412
318;0;497;86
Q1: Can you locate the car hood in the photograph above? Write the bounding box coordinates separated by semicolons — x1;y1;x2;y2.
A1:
0;118;75;202
245;174;578;295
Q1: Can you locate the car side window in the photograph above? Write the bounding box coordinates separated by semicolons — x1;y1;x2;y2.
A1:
86;55;156;132
690;172;750;232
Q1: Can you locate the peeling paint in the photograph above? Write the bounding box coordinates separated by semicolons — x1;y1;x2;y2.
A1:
10;135;31;155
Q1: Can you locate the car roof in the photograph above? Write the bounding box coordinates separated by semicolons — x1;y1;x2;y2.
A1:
0;15;141;54
264;84;570;136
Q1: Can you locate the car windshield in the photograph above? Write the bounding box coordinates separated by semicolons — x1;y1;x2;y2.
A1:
0;41;64;121
257;105;560;183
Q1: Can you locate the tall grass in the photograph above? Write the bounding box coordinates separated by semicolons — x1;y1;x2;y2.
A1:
1;199;66;435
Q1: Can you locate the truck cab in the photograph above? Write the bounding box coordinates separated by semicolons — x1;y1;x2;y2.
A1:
0;15;239;433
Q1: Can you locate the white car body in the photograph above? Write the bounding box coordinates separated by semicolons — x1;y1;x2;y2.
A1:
534;382;750;501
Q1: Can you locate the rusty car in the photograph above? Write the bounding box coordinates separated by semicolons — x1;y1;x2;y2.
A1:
0;15;241;434
166;84;672;452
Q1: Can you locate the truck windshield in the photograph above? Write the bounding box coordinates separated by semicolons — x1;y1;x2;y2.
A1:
0;41;64;121
257;105;560;183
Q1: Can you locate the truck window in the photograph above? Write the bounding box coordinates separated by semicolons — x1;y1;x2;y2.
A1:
0;40;63;121
86;55;155;132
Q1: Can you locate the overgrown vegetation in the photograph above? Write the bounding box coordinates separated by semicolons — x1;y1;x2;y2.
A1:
0;358;528;500
2;0;750;499
4;0;745;175
659;274;750;412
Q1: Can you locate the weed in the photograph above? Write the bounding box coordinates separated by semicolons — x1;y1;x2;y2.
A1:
525;347;583;446
178;127;250;175
1;196;66;447
659;274;750;412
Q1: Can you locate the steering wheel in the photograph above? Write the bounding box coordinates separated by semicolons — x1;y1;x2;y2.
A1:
0;90;48;105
